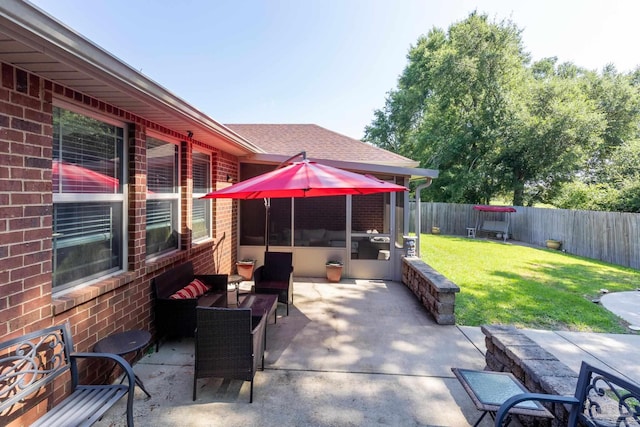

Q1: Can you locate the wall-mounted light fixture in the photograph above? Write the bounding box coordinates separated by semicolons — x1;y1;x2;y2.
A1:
226;174;235;183
187;130;193;138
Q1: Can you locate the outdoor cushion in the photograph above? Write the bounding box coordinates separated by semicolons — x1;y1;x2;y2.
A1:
325;229;345;241
303;228;326;241
170;279;209;299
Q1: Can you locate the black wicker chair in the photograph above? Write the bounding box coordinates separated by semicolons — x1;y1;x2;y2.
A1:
193;307;266;403
253;251;293;315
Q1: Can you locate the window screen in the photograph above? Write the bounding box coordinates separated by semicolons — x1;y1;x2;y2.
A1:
192;151;211;242
146;137;179;256
52;106;124;289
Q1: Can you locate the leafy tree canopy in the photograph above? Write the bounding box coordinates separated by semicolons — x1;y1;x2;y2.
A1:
364;12;640;212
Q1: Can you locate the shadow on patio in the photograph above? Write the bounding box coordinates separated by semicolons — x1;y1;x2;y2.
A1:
96;278;498;426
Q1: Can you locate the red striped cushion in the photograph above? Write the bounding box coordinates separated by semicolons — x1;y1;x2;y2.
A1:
169;279;210;299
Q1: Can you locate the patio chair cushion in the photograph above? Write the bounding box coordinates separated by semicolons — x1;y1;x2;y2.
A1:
169;279;209;299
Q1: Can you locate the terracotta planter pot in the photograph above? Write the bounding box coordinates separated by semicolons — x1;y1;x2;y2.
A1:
326;265;343;282
545;240;562;250
236;262;255;280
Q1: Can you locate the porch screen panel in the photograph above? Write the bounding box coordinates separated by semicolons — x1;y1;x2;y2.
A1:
294;196;346;247
351;193;391;260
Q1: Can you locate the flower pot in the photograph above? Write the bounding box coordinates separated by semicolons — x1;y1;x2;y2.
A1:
545;240;562;250
326;264;343;282
432;226;441;235
236;261;255;280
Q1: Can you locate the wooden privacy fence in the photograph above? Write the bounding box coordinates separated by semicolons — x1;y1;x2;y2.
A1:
409;202;640;270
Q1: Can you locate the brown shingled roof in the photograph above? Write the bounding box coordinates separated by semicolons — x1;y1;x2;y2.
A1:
225;124;416;166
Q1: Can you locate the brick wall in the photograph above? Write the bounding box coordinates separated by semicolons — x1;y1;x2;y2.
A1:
352;193;384;232
482;325;580;427
0;64;54;342
401;257;459;325
0;62;239;426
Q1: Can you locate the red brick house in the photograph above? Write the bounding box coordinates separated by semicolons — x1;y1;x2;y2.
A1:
0;2;435;425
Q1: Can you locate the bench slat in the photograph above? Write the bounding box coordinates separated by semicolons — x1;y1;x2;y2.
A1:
31;385;129;427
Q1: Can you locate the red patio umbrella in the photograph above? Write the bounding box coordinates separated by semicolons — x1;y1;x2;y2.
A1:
202;158;407;199
201;152;407;250
53;160;119;193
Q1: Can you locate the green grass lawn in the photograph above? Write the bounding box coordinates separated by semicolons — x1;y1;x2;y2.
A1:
420;234;640;333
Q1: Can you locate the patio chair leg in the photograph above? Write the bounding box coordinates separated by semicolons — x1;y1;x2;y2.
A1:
250;379;254;403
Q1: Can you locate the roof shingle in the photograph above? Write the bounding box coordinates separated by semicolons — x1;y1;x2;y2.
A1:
225;124;416;166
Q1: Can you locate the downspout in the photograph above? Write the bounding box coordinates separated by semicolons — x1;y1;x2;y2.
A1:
414;179;432;258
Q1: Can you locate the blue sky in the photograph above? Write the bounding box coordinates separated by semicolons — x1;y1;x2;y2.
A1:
31;0;640;140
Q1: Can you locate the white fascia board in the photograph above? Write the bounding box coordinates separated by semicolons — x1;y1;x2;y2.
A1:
0;0;263;155
240;153;439;179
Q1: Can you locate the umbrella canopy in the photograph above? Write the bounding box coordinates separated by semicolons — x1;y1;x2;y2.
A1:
473;205;516;213
202;159;407;199
202;154;407;252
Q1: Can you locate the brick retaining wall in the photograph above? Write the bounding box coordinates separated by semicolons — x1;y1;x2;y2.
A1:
401;257;459;325
482;325;580;426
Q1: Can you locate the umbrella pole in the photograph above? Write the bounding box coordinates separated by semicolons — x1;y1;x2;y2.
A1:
264;198;271;252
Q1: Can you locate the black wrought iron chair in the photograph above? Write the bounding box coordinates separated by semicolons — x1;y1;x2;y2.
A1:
495;361;640;426
253;251;293;315
193;307;266;403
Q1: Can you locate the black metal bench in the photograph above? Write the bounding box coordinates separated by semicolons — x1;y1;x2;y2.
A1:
495;361;640;426
0;322;135;426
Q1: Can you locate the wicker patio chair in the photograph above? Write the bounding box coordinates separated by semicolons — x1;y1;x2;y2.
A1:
253;251;293;315
193;307;266;403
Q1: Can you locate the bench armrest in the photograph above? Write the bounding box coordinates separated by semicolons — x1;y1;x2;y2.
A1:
195;274;228;293
251;313;267;373
71;352;136;424
495;393;579;426
71;352;136;388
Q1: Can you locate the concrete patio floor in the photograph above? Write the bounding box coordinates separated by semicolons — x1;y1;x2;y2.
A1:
96;278;639;427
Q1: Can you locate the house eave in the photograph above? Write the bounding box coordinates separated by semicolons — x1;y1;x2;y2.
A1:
0;0;263;156
240;153;439;179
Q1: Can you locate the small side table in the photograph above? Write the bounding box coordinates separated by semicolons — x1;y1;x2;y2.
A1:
466;227;476;238
94;330;152;398
228;274;244;305
452;368;553;426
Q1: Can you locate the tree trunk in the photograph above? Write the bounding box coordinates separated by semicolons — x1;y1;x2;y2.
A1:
512;177;525;206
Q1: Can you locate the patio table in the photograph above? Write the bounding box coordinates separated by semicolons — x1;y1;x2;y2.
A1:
94;329;152;398
452;368;553;426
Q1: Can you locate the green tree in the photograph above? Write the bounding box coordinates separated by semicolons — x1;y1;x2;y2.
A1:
583;65;640;181
497;58;605;206
365;13;640;211
365;12;529;203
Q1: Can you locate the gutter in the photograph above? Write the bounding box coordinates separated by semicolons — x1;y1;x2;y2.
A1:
0;0;263;155
414;180;433;257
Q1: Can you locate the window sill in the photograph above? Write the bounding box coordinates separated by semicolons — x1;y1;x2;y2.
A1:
52;271;136;315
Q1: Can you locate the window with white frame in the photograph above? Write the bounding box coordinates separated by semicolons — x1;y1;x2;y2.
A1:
52;106;125;290
191;150;211;242
146;137;179;257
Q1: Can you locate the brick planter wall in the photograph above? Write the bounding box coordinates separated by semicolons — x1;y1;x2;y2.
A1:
482;325;580;427
401;257;459;324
